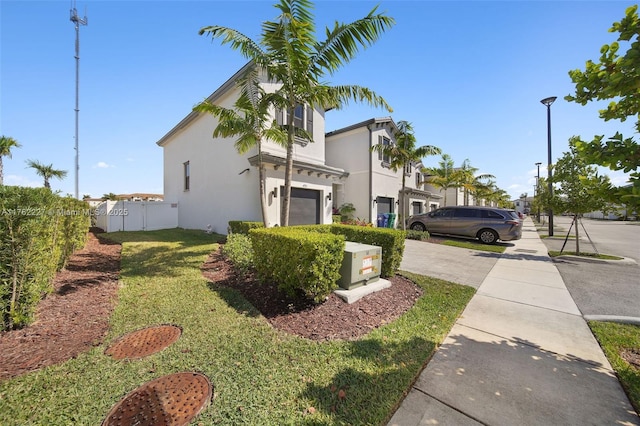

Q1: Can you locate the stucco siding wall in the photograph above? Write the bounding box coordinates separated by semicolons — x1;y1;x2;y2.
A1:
162;97;260;233
326;127;371;219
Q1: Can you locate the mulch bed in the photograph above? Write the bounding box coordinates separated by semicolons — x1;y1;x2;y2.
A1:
2;231;638;383
0;229;121;381
0;232;423;381
201;248;424;341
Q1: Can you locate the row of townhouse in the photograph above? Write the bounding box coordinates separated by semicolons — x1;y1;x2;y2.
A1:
156;63;488;233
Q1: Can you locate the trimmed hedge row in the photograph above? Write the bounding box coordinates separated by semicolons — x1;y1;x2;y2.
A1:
0;186;90;331
228;221;264;235
227;221;406;302
249;227;345;303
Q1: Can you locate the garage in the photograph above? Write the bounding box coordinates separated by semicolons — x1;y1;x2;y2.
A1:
376;196;394;214
287;187;321;225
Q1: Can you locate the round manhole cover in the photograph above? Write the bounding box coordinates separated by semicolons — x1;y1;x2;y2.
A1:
102;372;212;426
105;324;182;360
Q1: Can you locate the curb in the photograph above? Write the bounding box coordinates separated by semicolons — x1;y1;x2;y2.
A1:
551;254;637;265
584;315;640;326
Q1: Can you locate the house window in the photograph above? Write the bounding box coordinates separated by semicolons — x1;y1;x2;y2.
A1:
183;161;190;191
378;136;391;165
415;172;421;187
404;162;412;176
412;201;422;215
293;104;304;129
276;104;314;144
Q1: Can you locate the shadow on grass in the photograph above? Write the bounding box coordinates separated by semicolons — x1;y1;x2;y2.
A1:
97;229;225;279
102;228;225;245
303;332;639;425
300;336;433;425
207;285;263;318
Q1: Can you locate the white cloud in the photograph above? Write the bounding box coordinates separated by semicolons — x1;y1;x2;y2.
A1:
4;174;41;187
93;161;114;169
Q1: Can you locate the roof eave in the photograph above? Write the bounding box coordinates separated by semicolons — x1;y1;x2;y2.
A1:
156;61;255;147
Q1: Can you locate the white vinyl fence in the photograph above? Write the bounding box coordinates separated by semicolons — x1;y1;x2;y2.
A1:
94;201;178;232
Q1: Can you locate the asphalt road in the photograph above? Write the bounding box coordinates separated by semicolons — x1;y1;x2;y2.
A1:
539;216;640;318
401;217;640;318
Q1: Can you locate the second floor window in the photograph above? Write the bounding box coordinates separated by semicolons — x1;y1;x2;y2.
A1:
404;162;412;175
276;104;314;144
378;136;391;165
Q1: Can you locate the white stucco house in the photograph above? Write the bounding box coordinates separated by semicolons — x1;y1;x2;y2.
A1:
157;63;498;233
157;63;350;233
325;117;441;225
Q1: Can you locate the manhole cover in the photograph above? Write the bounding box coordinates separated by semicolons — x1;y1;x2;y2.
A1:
102;372;212;426
105;325;182;360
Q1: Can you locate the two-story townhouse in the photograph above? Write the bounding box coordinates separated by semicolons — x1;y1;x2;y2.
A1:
325;117;441;226
156;62;348;233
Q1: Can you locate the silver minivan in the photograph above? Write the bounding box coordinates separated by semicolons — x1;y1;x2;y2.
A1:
407;206;522;244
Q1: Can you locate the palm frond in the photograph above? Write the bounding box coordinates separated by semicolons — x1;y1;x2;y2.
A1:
313;6;395;75
199;26;267;63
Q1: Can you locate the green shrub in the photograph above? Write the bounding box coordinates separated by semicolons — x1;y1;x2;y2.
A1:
228;220;264;235
406;229;430;241
0;187;89;330
250;227;345;303
221;234;254;274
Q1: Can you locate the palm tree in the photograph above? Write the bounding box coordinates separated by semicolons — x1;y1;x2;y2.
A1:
0;135;21;185
200;0;395;226
457;159;495;206
475;182;510;207
26;159;67;189
101;193;118;201
421;154;457;206
370;121;440;230
194;77;287;227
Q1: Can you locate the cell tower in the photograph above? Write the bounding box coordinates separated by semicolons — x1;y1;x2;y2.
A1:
70;1;87;199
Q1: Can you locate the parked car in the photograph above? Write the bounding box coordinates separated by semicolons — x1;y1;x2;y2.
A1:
407;206;522;244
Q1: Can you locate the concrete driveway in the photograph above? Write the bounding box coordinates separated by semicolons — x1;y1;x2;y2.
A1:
401;239;500;289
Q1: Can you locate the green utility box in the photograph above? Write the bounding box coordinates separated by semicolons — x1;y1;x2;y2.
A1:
338;241;382;290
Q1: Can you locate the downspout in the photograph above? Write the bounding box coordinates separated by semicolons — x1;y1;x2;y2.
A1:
368;124;374;222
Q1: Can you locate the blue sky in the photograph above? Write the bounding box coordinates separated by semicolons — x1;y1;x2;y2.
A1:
1;0;636;200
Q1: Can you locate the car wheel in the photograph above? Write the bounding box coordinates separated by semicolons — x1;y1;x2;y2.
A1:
410;222;426;232
478;229;498;244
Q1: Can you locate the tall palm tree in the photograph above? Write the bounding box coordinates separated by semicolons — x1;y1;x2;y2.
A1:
200;0;395;226
370;121;440;229
0;135;21;185
457;159;495;206
421;154;457;206
194;76;287;227
26;159;67;189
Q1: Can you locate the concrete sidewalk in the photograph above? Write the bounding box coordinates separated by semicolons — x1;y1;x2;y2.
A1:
389;218;639;425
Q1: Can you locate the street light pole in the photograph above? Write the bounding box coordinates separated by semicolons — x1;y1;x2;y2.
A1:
535;162;542;223
540;96;557;236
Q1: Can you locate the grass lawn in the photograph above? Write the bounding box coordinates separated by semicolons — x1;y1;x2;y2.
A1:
0;228;475;425
436;238;506;253
547;250;624;260
588;321;640;414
